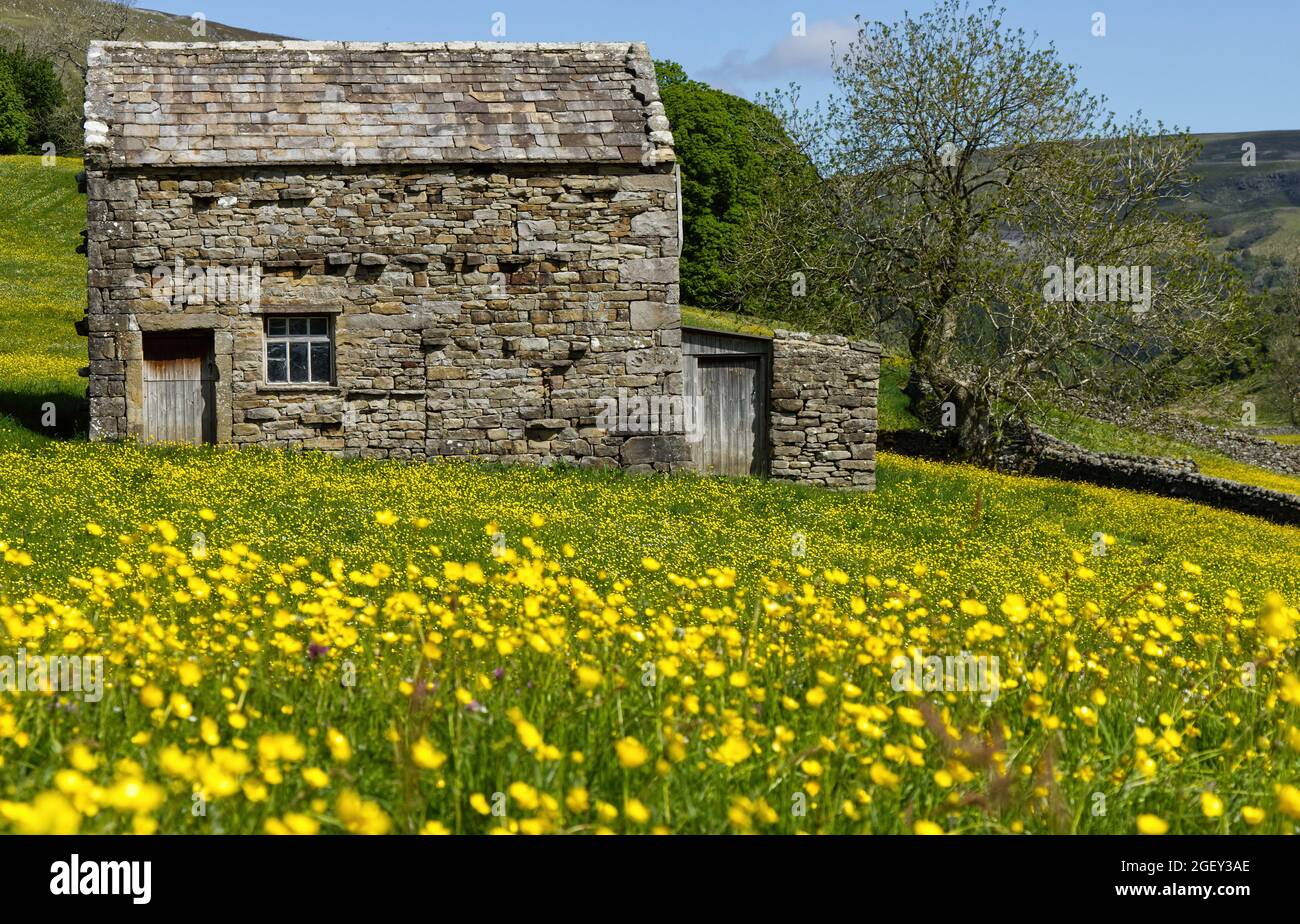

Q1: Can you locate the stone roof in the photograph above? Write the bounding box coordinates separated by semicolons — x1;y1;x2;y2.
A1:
83;41;674;169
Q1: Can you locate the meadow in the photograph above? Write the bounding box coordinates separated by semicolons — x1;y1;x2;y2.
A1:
0;439;1297;834
0;155;1297;835
0;155;86;446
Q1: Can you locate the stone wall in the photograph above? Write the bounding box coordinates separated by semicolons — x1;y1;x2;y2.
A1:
1000;428;1300;526
1060;398;1300;477
1119;412;1300;476
768;330;880;490
84;163;690;471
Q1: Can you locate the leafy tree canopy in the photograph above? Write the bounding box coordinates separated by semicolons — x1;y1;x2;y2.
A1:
0;60;31;155
654;60;796;314
0;44;65;152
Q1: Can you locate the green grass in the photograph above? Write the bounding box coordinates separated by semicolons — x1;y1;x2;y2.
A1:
878;355;920;431
0;439;1296;833
680;304;780;337
0;155;87;438
1038;407;1300;497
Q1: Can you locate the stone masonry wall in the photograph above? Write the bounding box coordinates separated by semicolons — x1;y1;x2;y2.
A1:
769;330;880;490
999;428;1300;526
85;163;690;471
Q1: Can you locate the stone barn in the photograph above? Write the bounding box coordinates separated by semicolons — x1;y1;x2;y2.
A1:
81;40;879;489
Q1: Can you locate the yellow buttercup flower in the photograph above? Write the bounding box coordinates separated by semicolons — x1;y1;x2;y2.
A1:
615;736;650;770
1200;791;1224;819
411;739;447;770
1136;814;1169;835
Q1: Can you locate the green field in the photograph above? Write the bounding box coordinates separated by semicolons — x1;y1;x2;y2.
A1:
0;155;85;444
0;156;1298;836
1;437;1297;834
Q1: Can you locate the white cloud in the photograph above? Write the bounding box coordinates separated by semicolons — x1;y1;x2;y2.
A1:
698;19;857;91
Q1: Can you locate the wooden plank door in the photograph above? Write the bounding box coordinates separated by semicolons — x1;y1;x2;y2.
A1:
695;355;762;476
142;334;215;444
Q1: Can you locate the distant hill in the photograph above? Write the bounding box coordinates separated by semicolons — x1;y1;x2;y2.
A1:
1185;130;1300;260
0;0;289;54
0;4;1292;262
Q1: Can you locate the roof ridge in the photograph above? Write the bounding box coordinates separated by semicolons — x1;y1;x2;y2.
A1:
89;40;640;52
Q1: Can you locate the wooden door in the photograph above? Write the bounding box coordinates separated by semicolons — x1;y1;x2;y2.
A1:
695;355;762;476
142;333;215;444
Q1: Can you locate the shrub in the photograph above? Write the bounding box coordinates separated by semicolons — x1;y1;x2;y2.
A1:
0;61;30;155
0;45;66;153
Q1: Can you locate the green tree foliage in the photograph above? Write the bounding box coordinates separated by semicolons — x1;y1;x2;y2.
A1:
0;45;65;152
654;59;689;91
654;60;794;313
740;1;1251;460
0;60;31;155
1269;251;1300;424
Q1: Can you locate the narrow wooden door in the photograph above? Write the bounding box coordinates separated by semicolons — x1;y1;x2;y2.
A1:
142;333;215;444
695;355;762;476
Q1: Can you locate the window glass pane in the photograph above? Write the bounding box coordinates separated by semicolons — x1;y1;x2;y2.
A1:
268;317;287;336
289;342;310;382
310;317;327;337
267;341;288;383
288;317;309;336
310;342;331;383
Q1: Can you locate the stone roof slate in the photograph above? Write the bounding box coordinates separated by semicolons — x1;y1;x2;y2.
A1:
84;41;674;169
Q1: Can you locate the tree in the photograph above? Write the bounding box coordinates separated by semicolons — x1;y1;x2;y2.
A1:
654;60;690;91
1270;253;1300;425
33;0;135;85
654;60;796;312
0;45;66;152
0;61;30;154
740;1;1250;461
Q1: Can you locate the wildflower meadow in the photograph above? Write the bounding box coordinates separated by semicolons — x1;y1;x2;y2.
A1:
0;441;1296;835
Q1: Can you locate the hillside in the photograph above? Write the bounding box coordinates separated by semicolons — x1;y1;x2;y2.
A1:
0;0;287;47
0;155;84;444
1186;129;1300;260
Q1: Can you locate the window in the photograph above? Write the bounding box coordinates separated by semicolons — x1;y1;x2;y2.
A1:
265;316;332;384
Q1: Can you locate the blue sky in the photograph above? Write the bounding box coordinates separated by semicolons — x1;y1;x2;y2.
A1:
149;0;1296;133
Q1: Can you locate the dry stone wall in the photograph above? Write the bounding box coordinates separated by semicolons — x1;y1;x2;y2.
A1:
769;330;881;490
999;427;1300;526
